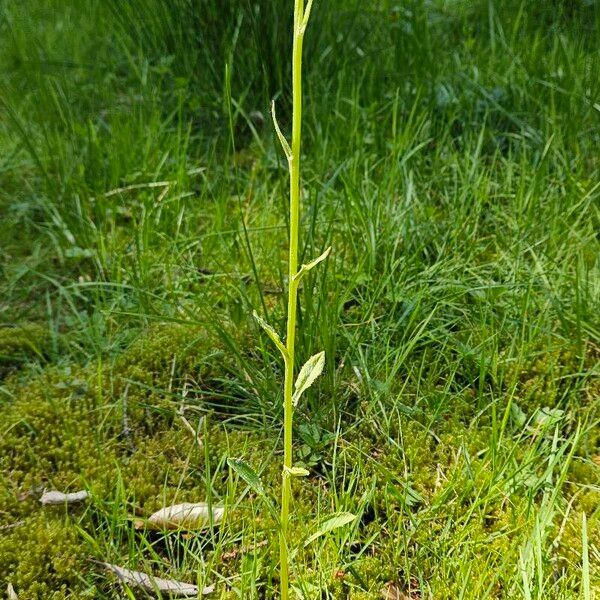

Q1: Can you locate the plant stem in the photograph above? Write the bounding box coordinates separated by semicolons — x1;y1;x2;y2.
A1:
280;1;305;598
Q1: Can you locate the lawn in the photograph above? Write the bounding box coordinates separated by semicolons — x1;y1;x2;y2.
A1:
0;1;599;598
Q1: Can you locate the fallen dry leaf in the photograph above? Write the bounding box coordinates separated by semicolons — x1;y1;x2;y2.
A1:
102;563;214;597
143;502;224;531
0;520;24;532
381;581;421;600
40;490;90;505
221;539;267;561
7;583;18;599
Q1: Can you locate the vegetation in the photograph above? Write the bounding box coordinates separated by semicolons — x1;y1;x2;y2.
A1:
0;0;598;598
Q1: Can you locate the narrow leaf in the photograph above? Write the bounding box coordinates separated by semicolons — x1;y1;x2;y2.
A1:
284;466;310;477
253;311;289;361
293;351;325;406
292;247;331;283
304;512;357;546
271;101;292;160
300;0;316;34
227;458;266;497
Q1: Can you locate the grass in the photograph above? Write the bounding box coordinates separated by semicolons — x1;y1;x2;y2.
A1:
0;0;599;598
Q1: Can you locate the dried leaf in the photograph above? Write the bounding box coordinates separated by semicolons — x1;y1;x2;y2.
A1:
40;490;90;505
221;539;267;562
144;503;224;531
7;583;18;600
381;581;421;599
0;520;24;532
102;563;214;597
380;583;410;599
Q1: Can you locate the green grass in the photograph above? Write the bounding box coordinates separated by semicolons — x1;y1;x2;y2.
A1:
0;0;599;598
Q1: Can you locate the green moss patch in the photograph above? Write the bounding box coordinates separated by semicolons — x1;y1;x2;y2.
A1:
0;323;49;379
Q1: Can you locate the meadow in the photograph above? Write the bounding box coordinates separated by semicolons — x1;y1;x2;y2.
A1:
0;1;599;598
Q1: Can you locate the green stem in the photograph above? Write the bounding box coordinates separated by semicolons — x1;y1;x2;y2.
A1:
280;1;305;598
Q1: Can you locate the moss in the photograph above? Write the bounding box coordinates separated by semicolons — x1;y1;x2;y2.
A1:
0;323;241;596
502;342;592;413
0;367;119;495
0;322;597;597
0;513;91;600
113;322;223;385
348;592;375;600
552;504;600;591
0;323;48;378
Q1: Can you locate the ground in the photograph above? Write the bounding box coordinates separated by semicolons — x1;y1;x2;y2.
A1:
0;1;598;598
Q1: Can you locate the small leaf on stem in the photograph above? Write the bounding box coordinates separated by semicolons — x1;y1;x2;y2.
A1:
292;351;325;406
300;0;315;34
253;311;289;362
292;246;331;283
271;101;292;160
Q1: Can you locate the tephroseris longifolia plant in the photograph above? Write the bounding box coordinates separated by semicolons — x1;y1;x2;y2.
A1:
254;0;329;597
